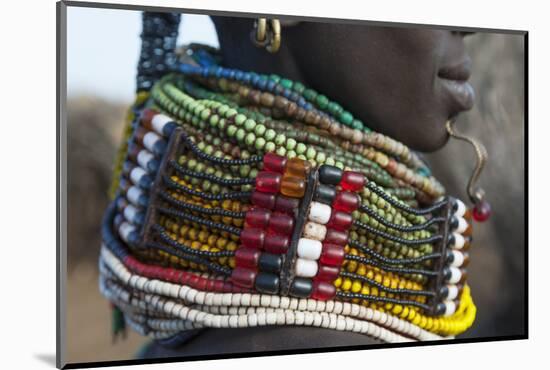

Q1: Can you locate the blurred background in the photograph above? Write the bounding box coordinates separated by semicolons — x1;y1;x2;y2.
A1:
66;6;525;364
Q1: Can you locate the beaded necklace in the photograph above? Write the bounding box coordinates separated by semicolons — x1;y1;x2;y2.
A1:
100;12;486;344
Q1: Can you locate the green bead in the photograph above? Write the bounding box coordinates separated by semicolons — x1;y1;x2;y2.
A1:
235;114;246;125
315;94;329;109
269;74;281;83
254;124;266;136
264;129;276;141
225;108;238;118
293;82;305;94
287;150;297;158
297;154;307;161
328;102;343;115
255;137;266;150
240;165;250;177
227;125;237;137
315;151;326;163
200;109;211;120
351;119;364;130
295;142;306;154
275;147;286;156
279;78;293;89
274;134;286;146
305;147;316;160
244;119;256;131
245;132;256;146
235;128;246;142
340;111;353;125
286;138;297;150
325;157;335;166
303;88;317;101
265;142;276;152
209;115;219;127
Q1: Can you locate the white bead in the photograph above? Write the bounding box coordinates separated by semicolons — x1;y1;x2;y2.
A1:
261;295;271;307
222;293;232;306
308;201;332;224
336;317;346;331
295;258;318;277
241;293;251;306
286;311;295;325
444;300;457;316
297;238;323;260
302;222;327;241
250;294;261;306
298;299;308;311
152;114;172;135
118;222;135;243
276;311;286;325
143;131;161;152
446;284;459;300
304;312;314;326
342;302;351;315
333;301;343;314
455;216;468;233
123;204;140;224
454;198;466;217
280;296;290;309
307;299;317;311
127;186;144;206
451;232;465;249
137;149;155;172
231;293;241;306
295;311;305;325
451;250;465;267
448;266;462;284
270;295;280;308
229;315;239;328
129;167;147;185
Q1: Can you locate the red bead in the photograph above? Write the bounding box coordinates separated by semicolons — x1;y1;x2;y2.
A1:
251;191;276;210
311;281;337;301
263;152;287;173
315;265;340;282
245;208;271;229
267;212;294;235
327;211;353;231
473;200;491;222
274;195;300;214
263;234;290;254
235;247;261;268
320;243;345;266
332;191;360;213
255;171;282;193
231;267;257;288
340;171;366;191
240;228;265;249
140;108;157;128
324;229;349;246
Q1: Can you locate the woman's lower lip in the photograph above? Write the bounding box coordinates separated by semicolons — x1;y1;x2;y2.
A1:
440;78;475;111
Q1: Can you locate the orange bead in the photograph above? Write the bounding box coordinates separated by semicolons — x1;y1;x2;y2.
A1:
280;175;306;198
284;157;310;178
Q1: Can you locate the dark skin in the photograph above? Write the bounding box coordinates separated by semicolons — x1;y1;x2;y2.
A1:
140;17;476;358
212;17;475;152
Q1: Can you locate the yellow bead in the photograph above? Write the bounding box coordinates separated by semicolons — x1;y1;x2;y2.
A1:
334;277;342;288
351;281;362;293
342;278;352;291
392;305;403;315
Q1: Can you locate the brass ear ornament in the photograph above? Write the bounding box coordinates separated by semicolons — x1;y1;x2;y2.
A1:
251;18;281;53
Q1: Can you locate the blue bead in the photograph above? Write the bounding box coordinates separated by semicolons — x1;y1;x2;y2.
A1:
215;66;224;78
222;69;231;78
267;80;276;91
207;66;217;76
283;89;292;98
235;71;244;80
258;78;268;89
289;92;300;101
228;70;236;79
243;72;252;83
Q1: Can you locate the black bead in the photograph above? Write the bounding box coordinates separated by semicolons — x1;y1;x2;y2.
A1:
318;165;343;185
289;278;313;298
315;184;337;205
438;285;449;299
450;216;459;231
258;253;283;273
443;267;452;282
434;302;446;315
445;250;454;264
447;234;455;247
255;272;280;294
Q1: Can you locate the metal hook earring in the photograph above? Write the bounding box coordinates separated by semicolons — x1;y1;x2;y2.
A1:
446;119;492;222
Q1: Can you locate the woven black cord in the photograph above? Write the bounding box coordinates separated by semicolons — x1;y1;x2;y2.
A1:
169;160;256;186
345;254;438;277
359;204;446;232
347;239;441;265
156;206;242;236
338;271;436;297
158;191;246;218
353;220;443;246
336;291;432;311
366;181;447;215
163;174;251;201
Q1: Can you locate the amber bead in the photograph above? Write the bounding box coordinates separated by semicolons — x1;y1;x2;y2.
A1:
285;157;310;178
280;175;306;198
463;223;473;237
